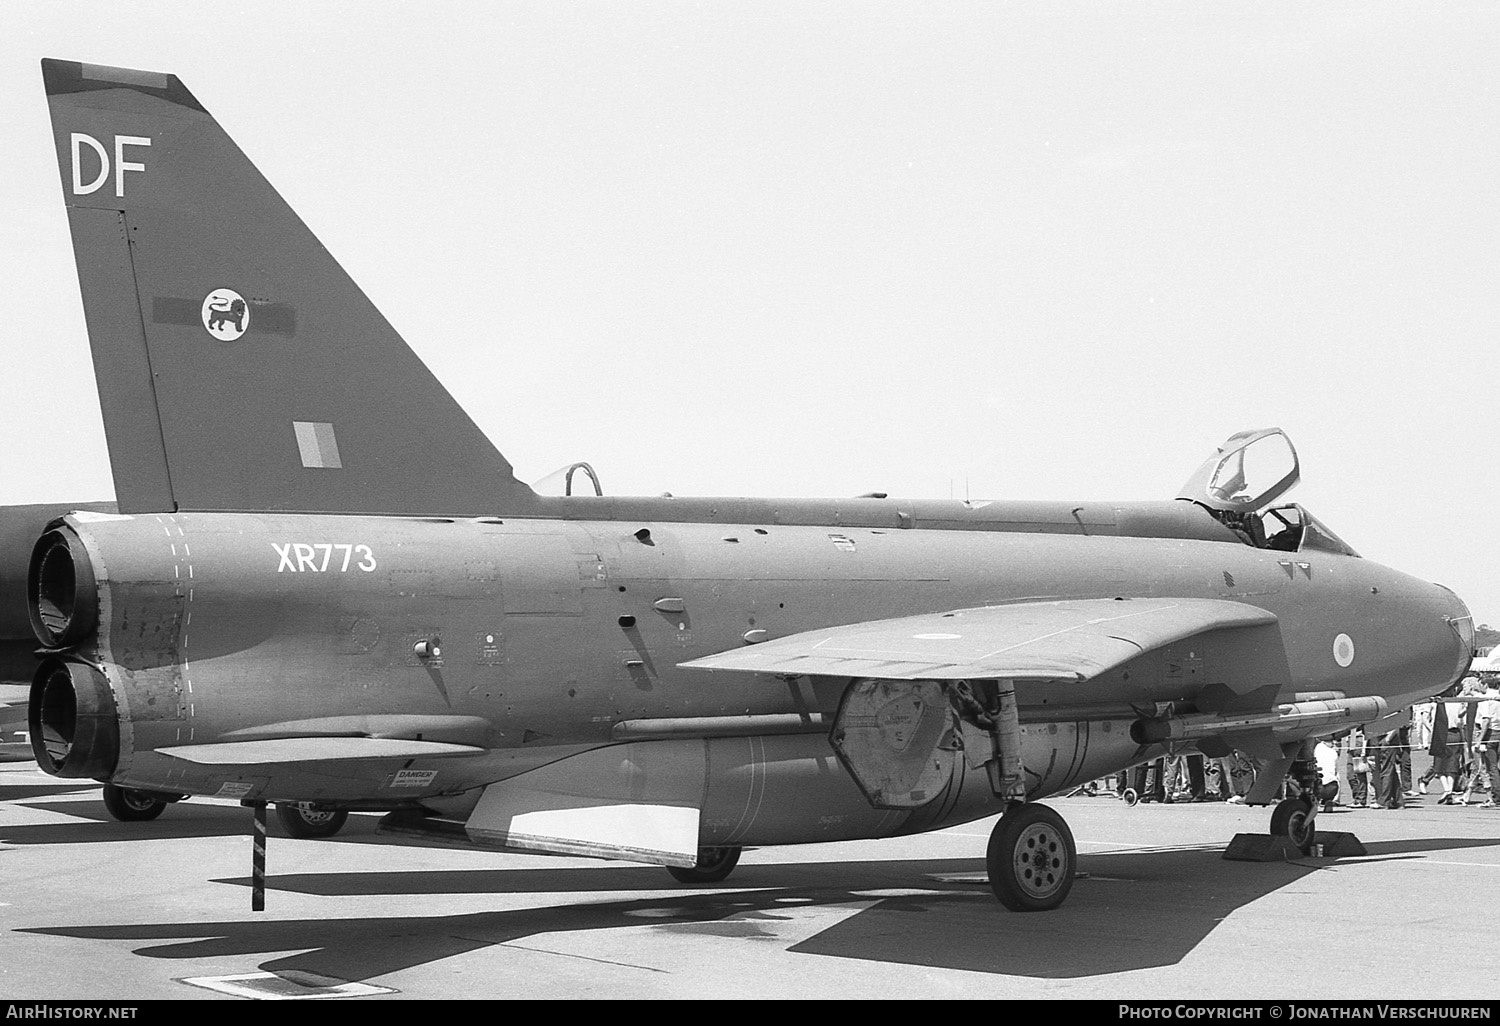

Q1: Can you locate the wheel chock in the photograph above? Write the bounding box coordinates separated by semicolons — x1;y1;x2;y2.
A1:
1222;831;1367;862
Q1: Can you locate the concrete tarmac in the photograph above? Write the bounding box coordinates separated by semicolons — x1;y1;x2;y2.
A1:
2;762;1498;1001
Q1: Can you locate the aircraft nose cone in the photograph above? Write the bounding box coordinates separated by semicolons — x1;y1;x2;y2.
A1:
1434;583;1475;684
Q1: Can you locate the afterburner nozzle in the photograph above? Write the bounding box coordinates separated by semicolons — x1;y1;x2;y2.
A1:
29;658;118;778
27;526;98;648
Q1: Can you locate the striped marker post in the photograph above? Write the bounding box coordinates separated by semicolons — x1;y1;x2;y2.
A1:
251;802;267;912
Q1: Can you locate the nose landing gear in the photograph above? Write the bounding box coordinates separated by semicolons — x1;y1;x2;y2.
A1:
1269;745;1324;854
1270;796;1317;854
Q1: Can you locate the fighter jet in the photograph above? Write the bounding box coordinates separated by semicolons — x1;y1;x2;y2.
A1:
10;59;1473;912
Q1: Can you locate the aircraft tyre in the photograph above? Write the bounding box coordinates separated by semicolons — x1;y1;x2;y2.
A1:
987;802;1076;912
276;803;349;839
666;846;742;884
1270;797;1316;853
1122;787;1139;807
102;783;167;822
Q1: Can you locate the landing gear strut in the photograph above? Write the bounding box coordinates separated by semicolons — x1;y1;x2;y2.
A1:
666;845;742;883
986;802;1076;912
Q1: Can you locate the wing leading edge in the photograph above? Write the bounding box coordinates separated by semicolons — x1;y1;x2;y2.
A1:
679;597;1278;681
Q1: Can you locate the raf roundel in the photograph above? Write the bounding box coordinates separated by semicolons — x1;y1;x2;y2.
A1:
201;287;250;341
1333;633;1356;668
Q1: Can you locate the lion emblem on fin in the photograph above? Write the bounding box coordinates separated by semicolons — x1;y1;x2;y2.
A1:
201;288;251;341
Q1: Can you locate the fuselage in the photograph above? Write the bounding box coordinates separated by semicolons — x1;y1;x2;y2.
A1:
25;496;1470;846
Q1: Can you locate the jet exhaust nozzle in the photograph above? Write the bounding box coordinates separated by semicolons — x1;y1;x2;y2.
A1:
29;657;119;778
27;526;98;648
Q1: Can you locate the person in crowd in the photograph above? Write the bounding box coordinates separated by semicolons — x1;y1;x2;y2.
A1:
1413;701;1434;749
1183;753;1209;800
1225;751;1256;803
1205;754;1232;800
1131;757;1166;803
1429;696;1463;803
1163;753;1186;802
1346;726;1373;807
1414;701;1438;794
1449;678;1487;803
1375;728;1404;809
1398;722;1414;798
1314;737;1340;811
1439;687;1477;803
1471;683;1500;810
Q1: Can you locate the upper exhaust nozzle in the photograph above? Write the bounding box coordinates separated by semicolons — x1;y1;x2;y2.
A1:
27;526;98;649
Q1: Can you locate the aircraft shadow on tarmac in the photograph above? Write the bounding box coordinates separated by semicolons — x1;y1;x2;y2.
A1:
0;783;101;802
0;797;253;844
19;834;1500;980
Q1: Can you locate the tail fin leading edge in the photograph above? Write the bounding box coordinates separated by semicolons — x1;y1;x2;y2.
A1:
42;59;536;516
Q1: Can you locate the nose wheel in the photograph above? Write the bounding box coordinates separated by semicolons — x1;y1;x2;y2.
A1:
986;802;1076;912
1270;796;1317;854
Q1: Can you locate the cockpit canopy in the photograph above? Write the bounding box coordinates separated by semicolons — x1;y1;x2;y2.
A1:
1177;428;1359;557
1178;428;1300;514
531;462;604;497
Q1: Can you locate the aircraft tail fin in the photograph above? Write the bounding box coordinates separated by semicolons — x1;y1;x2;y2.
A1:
41;59;536;516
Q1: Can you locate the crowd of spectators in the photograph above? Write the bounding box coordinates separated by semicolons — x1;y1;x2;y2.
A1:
1093;675;1500;809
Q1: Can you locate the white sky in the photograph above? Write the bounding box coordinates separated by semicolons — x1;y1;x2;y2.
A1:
1;3;1495;622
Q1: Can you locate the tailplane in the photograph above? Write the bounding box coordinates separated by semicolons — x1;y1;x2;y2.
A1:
42;59;536;516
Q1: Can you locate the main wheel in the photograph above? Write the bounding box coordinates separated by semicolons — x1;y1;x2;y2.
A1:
987;803;1076;912
1270;797;1316;853
102;783;167;822
666;846;742;884
276;803;349;839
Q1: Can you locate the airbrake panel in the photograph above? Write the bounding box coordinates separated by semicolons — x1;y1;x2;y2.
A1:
463;740;706;867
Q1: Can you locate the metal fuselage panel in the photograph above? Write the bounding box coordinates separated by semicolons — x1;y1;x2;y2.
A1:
56;508;1465;840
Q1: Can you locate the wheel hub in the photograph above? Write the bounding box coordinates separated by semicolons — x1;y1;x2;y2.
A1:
1012;822;1064;898
295;804;337;825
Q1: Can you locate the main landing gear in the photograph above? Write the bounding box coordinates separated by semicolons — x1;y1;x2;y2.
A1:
102;783;169;822
986;802;1077;912
275;802;349;838
100;786;352;841
666;845;742;884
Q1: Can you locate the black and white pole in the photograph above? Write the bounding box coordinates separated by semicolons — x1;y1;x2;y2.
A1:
251;801;267;912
